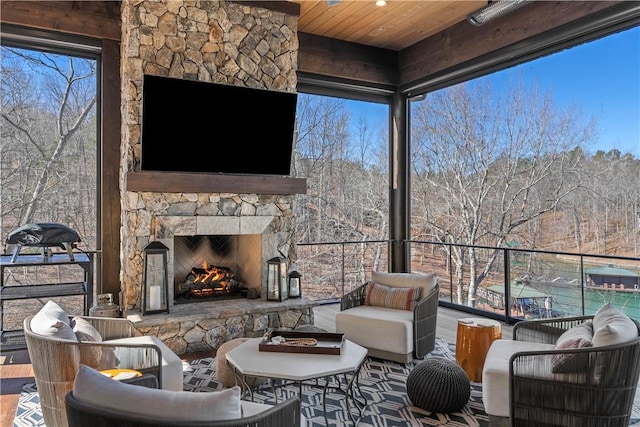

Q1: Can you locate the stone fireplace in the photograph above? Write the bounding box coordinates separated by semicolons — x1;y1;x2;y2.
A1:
119;0;301;312
117;1;313;354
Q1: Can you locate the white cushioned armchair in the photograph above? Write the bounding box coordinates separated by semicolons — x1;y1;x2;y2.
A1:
335;271;439;363
24;301;183;427
482;303;640;427
65;364;303;427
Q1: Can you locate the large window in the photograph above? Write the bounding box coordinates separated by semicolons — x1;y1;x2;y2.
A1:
408;26;640;317
1;30;100;323
293;93;389;300
1;40;99;250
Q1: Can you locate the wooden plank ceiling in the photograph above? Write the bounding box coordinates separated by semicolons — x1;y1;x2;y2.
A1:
290;0;487;51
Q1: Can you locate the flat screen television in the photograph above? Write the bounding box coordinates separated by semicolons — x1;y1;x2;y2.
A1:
141;74;298;176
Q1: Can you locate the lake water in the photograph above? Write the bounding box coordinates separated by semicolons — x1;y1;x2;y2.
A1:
534;283;639;321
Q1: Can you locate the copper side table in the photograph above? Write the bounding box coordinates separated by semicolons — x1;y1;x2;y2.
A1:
455;318;502;382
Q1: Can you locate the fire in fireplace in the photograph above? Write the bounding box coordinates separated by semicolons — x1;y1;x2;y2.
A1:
173;234;264;304
175;262;246;303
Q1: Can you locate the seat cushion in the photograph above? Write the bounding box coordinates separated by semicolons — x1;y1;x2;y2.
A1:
105;335;184;391
73;364;241;421
482;339;555;417
336;305;413;355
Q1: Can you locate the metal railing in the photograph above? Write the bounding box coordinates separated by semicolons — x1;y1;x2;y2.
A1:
296;239;640;323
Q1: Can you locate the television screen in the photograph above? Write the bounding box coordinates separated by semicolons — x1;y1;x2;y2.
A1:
141;75;297;176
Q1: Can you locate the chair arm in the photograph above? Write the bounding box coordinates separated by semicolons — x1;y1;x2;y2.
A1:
413;283;439;358
66;392;302;427
102;341;164;385
340;283;368;311
512;315;594;344
238;396;302;427
77;316;136;340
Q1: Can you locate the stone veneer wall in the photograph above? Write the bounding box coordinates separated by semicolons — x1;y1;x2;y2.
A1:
119;1;306;354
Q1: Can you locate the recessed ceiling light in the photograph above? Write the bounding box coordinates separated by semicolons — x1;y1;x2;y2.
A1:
375;0;387;7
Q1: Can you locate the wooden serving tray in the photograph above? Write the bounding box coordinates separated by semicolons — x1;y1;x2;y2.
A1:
259;330;344;355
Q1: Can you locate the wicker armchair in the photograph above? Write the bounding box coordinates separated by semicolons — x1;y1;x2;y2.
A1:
336;271;439;363
485;315;640;427
24;315;180;427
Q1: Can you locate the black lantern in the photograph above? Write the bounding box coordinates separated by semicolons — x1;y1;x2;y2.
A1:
266;256;288;301
142;241;169;314
288;269;302;298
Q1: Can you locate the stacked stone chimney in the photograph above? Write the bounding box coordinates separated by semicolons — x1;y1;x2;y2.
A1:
119;0;299;312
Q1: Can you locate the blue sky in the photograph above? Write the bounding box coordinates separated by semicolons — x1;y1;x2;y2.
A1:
497;26;640;157
341;26;639;158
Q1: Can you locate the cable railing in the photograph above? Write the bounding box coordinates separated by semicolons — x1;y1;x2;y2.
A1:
296;239;640;323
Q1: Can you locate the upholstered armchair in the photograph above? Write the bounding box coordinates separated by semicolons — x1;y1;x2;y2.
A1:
65;364;303;427
483;303;640;427
336;271;439;363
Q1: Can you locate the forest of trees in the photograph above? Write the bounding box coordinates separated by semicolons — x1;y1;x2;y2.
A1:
294;87;639;303
2;45;638;307
1;47;98;249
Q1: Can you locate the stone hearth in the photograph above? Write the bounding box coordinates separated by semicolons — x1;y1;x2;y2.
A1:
128;298;315;355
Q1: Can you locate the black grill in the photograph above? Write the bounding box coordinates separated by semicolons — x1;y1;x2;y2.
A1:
5;223;81;262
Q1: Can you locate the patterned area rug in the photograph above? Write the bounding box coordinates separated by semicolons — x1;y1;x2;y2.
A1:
14;337;640;426
183;337;487;426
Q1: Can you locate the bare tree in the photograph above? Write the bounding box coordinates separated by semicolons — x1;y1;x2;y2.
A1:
411;79;596;305
1;46;96;243
293;94;389;299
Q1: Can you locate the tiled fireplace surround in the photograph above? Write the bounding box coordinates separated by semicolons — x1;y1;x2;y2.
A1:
119;1;313;355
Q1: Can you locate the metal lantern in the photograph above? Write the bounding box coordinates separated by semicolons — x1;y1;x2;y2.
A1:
266;256;288;301
288;269;302;298
142;241;169;314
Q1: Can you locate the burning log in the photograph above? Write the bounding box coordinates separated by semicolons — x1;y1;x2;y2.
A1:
176;263;240;299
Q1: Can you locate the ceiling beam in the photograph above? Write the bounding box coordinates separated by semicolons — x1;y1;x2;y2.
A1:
231;1;300;16
398;1;626;89
1;1;121;41
297;32;398;87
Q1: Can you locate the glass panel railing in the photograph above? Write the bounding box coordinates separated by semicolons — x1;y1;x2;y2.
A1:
296;239;640;323
296;240;389;302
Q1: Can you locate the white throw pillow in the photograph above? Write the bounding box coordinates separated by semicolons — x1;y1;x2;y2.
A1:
73;364;242;421
592;303;637;347
30;300;76;341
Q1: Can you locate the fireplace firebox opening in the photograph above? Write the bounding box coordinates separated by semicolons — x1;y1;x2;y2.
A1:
173;235;262;304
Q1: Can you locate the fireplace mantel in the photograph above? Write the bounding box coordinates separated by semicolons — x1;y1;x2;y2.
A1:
127;171;307;195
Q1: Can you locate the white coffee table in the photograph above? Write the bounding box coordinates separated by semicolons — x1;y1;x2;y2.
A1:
226;336;368;425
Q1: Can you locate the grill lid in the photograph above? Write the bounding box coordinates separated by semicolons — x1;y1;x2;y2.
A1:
6;223;81;248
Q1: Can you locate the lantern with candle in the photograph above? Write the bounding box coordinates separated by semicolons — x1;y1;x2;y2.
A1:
266;256;288;301
141;241;169;314
288;268;302;298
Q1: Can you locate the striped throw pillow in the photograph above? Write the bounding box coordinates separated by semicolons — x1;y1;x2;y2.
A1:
365;281;422;311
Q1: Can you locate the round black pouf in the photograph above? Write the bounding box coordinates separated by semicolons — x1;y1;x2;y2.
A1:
406;357;471;413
